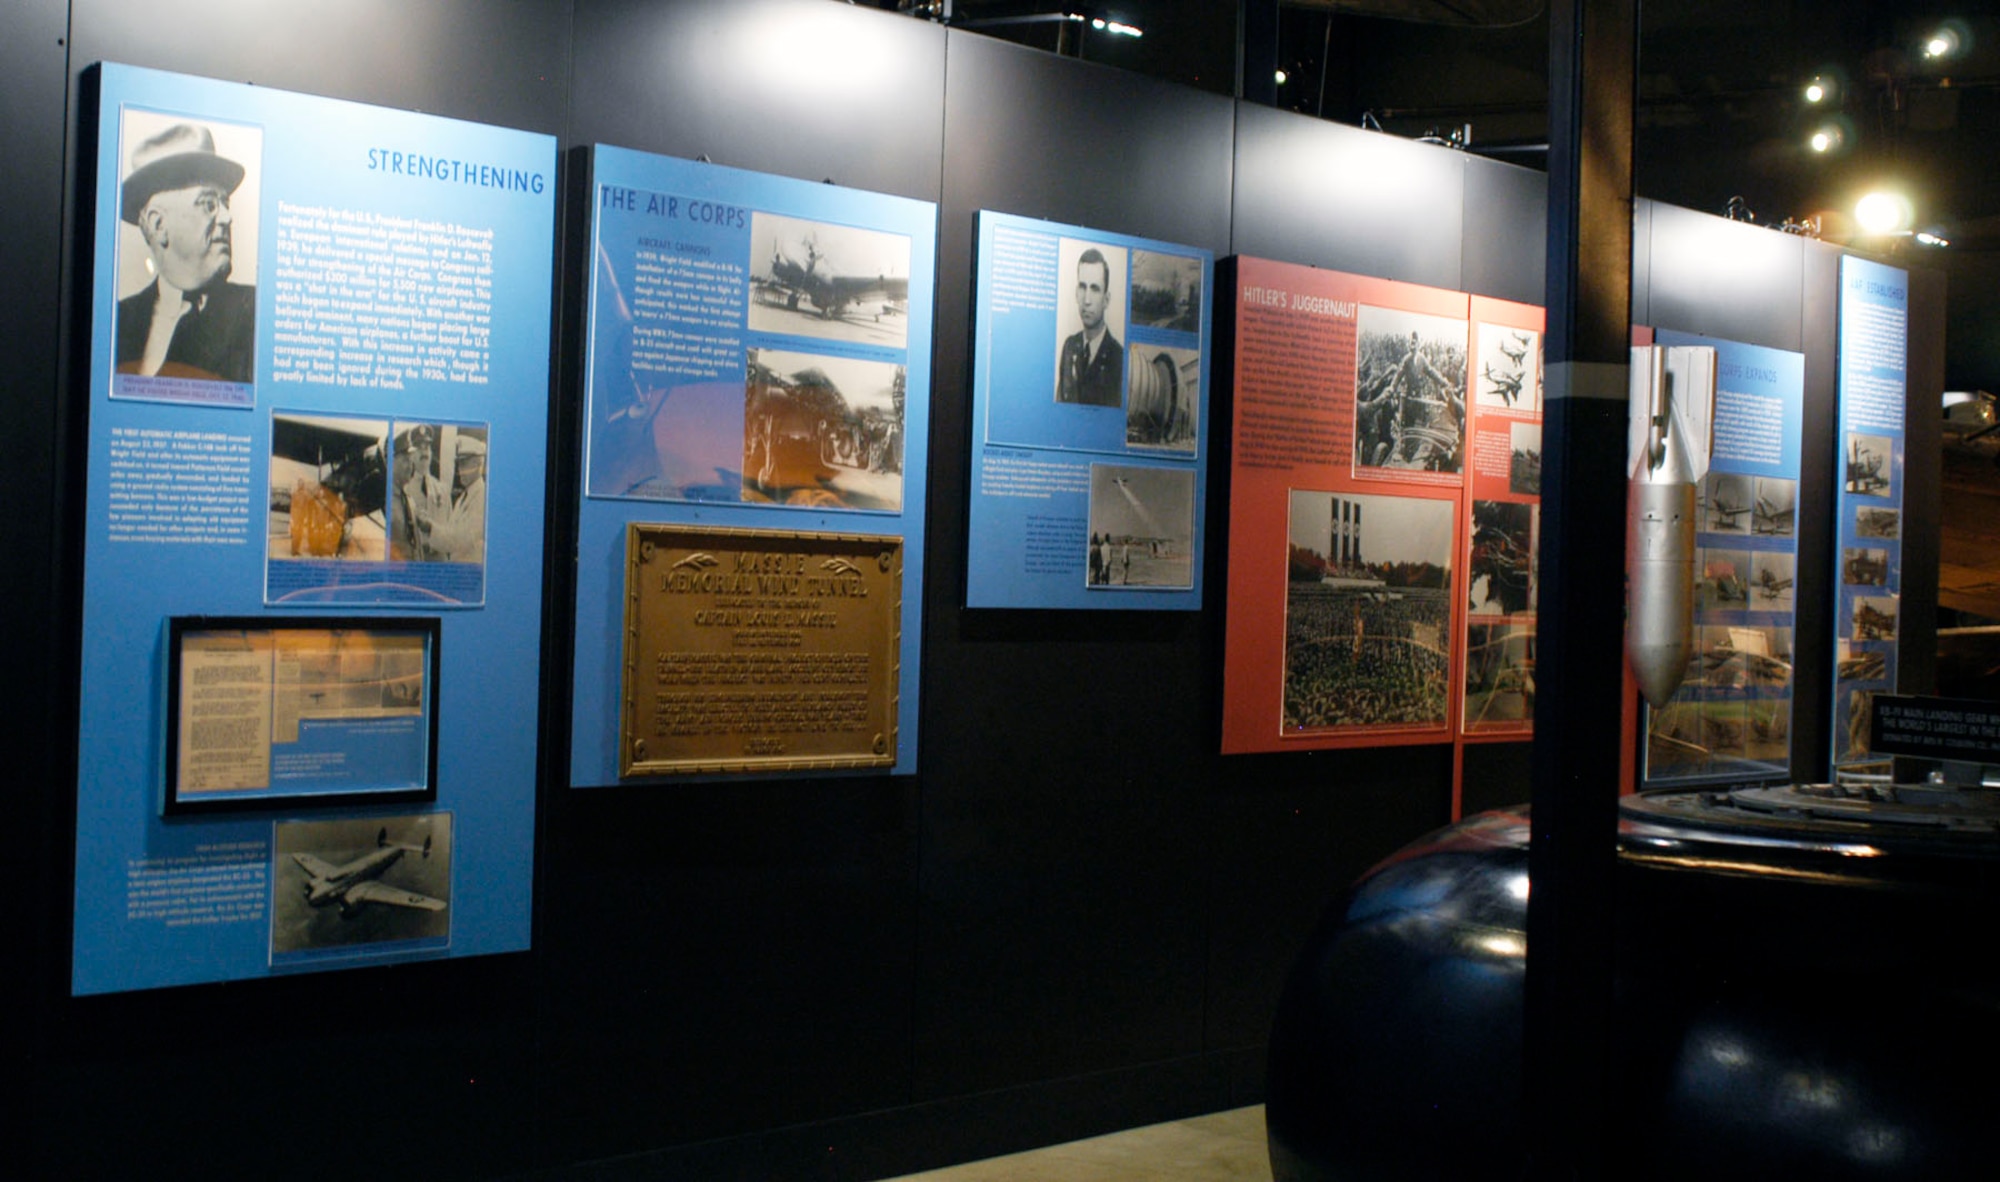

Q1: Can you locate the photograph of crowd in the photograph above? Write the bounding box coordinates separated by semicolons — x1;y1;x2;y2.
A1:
1352;306;1468;475
1282;490;1454;731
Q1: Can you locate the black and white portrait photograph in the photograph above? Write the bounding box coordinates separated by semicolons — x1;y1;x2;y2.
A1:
1856;505;1901;539
268;414;389;561
1509;421;1541;495
114;108;262;387
1753;477;1797;536
1054;238;1128;408
271;813;451;957
1468;500;1535;617
1352;306;1468;474
1125;344;1200;453
1282;490;1454;731
744;348;906;510
1844;432;1893;496
1475;322;1539;412
1085;463;1195;588
1703;471;1753;533
748;212;911;349
1750;550;1795;611
1699;547;1751;613
389;422;489;564
1128;249;1201;333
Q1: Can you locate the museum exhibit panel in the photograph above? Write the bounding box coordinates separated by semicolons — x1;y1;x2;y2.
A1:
70;63;554;995
570;145;937;782
964;211;1215;609
1;1;1952;1178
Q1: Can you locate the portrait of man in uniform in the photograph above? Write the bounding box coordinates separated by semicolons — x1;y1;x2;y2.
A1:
114;114;260;385
1054;241;1126;407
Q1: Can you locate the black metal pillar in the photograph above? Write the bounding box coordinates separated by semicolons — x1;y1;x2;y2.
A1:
1528;0;1636;1176
1238;0;1278;105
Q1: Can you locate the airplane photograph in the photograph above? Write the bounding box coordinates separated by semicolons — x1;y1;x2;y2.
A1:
1698;550;1751;612
747;212;911;349
1702;472;1752;533
1838;642;1888;683
271;814;451;956
1845;433;1892;496
1475;322;1539;412
1752;477;1797;537
1699;626;1792;692
1751;553;1795;609
1844;546;1890;586
268;413;390;560
1856;505;1901;540
1854;597;1899;642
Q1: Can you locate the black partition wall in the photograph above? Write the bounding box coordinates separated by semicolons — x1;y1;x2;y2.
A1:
3;2;1940;1178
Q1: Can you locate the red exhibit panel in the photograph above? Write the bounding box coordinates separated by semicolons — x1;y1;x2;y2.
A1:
1222;257;1469;754
1458;296;1545;739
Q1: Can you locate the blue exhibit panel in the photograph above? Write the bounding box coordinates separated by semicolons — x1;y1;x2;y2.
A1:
71;65;554;994
1646;330;1805;786
571;144;937;785
1831;257;1909;768
966;211;1214;610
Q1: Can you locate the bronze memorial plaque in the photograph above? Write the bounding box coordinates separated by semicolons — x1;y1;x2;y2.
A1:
621;524;902;776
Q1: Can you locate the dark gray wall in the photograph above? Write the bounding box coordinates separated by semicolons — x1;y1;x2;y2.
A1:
8;2;1942;1179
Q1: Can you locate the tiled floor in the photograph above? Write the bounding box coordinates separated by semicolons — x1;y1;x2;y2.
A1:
880;1105;1272;1181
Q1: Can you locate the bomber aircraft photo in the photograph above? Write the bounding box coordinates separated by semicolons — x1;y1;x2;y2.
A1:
293;826;446;919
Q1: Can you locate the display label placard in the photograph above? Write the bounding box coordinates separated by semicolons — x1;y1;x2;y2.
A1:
620;525;900;775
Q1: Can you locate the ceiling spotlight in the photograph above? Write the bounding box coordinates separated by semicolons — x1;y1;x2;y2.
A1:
1855;191;1913;235
1805;80;1826;103
1806;118;1849;154
1923;24;1967;60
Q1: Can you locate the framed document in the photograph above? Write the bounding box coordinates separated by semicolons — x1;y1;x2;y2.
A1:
165;617;440;813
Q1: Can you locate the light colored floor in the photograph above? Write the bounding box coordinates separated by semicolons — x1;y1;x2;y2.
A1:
880;1105;1272;1182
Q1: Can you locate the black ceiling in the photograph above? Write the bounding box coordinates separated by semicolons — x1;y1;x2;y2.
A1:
882;0;2000;390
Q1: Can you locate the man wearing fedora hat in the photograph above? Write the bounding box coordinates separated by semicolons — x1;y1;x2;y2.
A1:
115;121;256;384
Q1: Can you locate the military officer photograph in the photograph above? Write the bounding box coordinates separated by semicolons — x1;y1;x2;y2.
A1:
1054;239;1126;407
114;111;261;386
